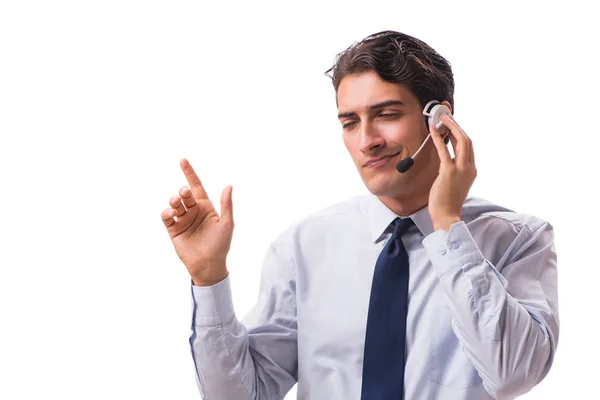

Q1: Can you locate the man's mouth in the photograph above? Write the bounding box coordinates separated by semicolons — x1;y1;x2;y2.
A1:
363;151;402;167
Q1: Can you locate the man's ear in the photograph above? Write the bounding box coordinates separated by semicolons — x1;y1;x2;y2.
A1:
441;100;453;114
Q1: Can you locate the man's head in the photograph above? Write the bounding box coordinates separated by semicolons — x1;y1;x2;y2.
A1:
326;31;455;209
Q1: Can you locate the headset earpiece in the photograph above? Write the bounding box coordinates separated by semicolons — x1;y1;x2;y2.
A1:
398;100;453;173
423;100;452;141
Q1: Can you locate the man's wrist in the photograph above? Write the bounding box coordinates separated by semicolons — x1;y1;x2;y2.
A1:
432;216;461;232
192;270;229;287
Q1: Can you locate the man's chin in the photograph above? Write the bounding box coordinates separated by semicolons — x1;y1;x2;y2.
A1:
363;176;405;197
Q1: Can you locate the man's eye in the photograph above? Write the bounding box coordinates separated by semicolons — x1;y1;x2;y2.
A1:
343;121;357;129
379;113;399;118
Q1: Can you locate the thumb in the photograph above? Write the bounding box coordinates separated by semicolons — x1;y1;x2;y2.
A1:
220;185;234;227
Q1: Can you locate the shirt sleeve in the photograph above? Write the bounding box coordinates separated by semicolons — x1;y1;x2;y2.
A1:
189;241;298;400
422;219;559;400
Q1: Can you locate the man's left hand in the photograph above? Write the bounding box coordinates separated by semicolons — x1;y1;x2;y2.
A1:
428;114;477;231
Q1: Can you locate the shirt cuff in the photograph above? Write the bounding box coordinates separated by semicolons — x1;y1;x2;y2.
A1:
422;221;486;277
191;275;235;326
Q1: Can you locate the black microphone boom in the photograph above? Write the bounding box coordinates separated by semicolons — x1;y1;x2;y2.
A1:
396;135;449;173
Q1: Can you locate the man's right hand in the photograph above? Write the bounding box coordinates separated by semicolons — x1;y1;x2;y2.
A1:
161;158;234;286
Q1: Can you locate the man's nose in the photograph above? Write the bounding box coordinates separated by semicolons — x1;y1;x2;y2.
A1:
359;121;384;153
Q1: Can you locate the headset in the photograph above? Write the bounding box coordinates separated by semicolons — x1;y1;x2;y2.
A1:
396;100;452;173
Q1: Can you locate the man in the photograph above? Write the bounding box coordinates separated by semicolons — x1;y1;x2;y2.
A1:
161;31;558;400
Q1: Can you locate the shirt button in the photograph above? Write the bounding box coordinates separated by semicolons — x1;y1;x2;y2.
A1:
439;248;447;255
450;242;461;250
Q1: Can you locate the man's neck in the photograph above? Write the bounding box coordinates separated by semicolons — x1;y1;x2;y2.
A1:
377;192;429;217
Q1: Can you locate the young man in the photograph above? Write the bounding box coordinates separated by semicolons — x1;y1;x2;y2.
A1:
161;31;558;400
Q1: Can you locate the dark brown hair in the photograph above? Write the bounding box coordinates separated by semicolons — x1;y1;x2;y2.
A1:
325;30;455;112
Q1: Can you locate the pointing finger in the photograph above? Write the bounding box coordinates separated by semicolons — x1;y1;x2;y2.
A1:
180;159;209;201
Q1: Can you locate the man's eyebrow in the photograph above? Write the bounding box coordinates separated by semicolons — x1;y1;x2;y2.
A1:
369;100;405;110
337;100;406;119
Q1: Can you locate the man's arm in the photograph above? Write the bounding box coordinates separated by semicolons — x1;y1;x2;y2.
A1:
190;241;298;400
422;217;559;400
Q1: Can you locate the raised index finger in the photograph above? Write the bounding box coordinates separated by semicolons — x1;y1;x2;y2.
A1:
180;158;209;200
442;114;470;167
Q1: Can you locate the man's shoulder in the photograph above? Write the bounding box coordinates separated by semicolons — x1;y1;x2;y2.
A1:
304;194;368;219
462;196;555;271
463;196;553;234
272;194;368;244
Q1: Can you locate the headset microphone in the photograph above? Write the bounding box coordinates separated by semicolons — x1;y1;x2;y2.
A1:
396;100;451;173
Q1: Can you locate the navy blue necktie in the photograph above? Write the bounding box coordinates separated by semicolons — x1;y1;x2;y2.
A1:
361;217;415;400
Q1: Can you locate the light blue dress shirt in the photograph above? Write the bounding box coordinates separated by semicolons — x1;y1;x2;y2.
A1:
189;194;559;400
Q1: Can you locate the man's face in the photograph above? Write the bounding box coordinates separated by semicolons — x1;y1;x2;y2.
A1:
337;71;446;199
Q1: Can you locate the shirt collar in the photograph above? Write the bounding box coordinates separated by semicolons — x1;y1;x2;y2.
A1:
363;193;435;243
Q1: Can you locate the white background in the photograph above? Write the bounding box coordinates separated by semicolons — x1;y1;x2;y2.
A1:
1;0;598;399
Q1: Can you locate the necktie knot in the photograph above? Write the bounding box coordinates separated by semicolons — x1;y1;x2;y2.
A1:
391;217;414;239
